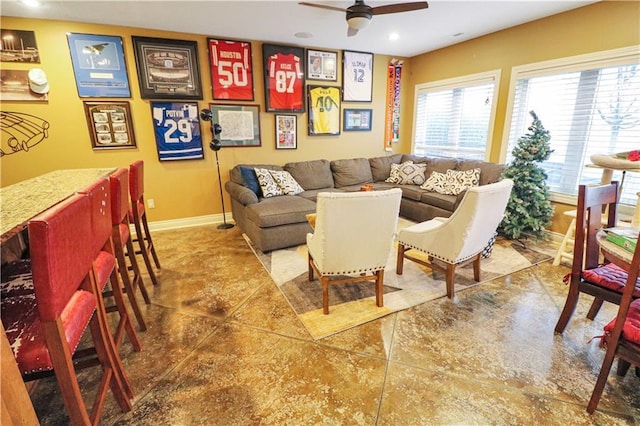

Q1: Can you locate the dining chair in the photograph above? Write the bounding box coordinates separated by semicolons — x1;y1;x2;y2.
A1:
129;160;161;286
307;188;402;314
79;177;142;352
110;167;150;331
554;181;640;334
396;179;513;299
587;228;640;413
0;193;133;425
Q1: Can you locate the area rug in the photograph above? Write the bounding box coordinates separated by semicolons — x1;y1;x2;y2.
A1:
244;219;555;340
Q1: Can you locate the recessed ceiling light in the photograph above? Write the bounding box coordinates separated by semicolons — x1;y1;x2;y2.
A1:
18;0;41;7
295;32;313;39
389;32;399;41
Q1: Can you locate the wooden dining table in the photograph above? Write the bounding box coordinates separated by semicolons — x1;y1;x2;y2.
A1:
0;167;117;425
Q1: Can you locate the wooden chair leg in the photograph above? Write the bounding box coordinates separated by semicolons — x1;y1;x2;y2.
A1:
616;358;631;376
125;236;150;304
445;263;456;299
587;341;618;413
107;271;142;352
376;270;384;307
473;254;481;282
322;276;330;315
133;218;159;286
586;298;605;320
396;244;405;274
141;213;161;269
554;279;580;334
308;253;314;281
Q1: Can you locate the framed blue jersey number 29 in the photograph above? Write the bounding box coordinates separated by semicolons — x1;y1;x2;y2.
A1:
151;102;204;161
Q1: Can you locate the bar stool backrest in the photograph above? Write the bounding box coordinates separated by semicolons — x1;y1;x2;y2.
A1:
110;168;129;226
129;160;144;205
78;177;112;254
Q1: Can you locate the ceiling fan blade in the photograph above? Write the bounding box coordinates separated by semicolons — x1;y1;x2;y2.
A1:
347;26;359;37
371;1;428;16
298;2;347;13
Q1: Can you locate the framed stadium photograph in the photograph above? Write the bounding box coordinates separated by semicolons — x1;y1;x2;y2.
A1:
342;50;373;102
344;108;372;131
307;85;340;136
67;33;131;97
209;104;261;147
262;44;305;113
132;36;202;99
83;101;136;150
150;102;204;161
1;29;39;63
207;38;254;101
306;49;337;81
275;114;297;149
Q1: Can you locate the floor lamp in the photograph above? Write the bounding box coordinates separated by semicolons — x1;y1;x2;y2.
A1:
200;108;234;230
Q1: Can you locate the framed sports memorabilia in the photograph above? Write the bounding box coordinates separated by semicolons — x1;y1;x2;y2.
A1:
306;49;337;81
83;101;136;150
132;36;202;99
1;29;39;63
209;104;261;147
307;85;340;136
262;44;305;113
344;108;372;131
342;50;373;102
207;38;254;101
67;33;131;97
150;102;204;161
275;114;297;149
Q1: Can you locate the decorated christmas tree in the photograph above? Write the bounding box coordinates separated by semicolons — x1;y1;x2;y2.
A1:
499;110;554;241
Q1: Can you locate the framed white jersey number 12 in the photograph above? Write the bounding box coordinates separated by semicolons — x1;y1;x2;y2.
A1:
151;102;204;161
342;50;373;102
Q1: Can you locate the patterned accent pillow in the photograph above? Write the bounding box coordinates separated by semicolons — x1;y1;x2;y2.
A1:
442;168;480;195
385;162;406;183
269;170;304;195
420;171;448;192
254;168;284;198
396;162;427;185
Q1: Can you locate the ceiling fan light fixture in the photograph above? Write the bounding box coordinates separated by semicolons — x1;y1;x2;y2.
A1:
347;14;371;30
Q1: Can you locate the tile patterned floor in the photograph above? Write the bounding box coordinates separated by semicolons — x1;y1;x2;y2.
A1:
28;225;640;425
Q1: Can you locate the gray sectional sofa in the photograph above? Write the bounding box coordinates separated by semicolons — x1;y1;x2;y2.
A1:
225;154;506;252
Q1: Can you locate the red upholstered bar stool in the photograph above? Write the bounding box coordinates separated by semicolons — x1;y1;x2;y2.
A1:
0;194;133;425
79;177;142;352
110;168;150;331
129;160;161;286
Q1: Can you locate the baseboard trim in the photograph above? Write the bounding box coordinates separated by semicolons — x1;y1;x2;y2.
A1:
144;214;235;232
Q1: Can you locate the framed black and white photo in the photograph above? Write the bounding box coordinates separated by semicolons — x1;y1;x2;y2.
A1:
342;50;373;102
344;108;372;131
150;102;204;161
67;33;131;97
0;29;39;63
307;85;340;136
209;104;261;147
132;36;202;99
83;101;136;150
262;44;305;112
275;114;297;149
306;49;337;81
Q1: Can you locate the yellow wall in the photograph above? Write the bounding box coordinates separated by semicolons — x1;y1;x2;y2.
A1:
1;1;639;228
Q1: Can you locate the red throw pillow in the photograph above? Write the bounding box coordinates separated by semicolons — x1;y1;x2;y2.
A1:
602;299;640;347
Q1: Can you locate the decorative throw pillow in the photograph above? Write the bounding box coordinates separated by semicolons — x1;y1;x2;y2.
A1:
396;162;427;185
239;166;262;197
420;171;448;192
385;162;405;184
442;168;481;195
269;170;304;195
254;168;284;198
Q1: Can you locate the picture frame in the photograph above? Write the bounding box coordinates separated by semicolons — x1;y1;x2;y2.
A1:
0;69;47;102
306;49;337;81
150;102;204;161
67;33;131;97
344;108;372;131
207;38;254;101
132;36;202;99
209;104;261;147
342;50;373;102
275;114;297;149
83;101;136;150
307;85;341;136
0;29;39;63
262;44;305;113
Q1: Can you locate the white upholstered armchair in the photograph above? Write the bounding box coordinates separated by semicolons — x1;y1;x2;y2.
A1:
396;179;514;299
307;188;402;314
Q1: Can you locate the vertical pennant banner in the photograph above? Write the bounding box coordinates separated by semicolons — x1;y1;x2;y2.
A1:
384;59;403;150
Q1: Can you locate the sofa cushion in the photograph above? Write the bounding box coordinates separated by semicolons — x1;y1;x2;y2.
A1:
420;191;459;212
330;158;373;188
385;163;404;184
269;170;304;195
369;154;403;181
246;196;316;228
255;168;285;197
425;157;459;177
284;159;334;190
444;168;480;195
231;164;282;185
457;160;506;185
397;185;424;202
396;162;427;185
421;170;449;192
401;154;429;164
239;166;262;197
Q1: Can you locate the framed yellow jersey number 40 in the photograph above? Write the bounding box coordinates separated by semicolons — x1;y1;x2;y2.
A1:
308;85;341;136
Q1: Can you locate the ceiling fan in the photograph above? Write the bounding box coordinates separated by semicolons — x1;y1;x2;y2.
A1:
299;1;429;37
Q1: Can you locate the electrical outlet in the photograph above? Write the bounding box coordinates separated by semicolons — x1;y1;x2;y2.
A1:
147;199;155;209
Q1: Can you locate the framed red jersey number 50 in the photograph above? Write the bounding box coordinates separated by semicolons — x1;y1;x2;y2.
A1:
208;38;254;101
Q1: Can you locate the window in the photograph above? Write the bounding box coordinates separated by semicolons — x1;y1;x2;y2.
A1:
412;70;500;160
503;47;640;207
